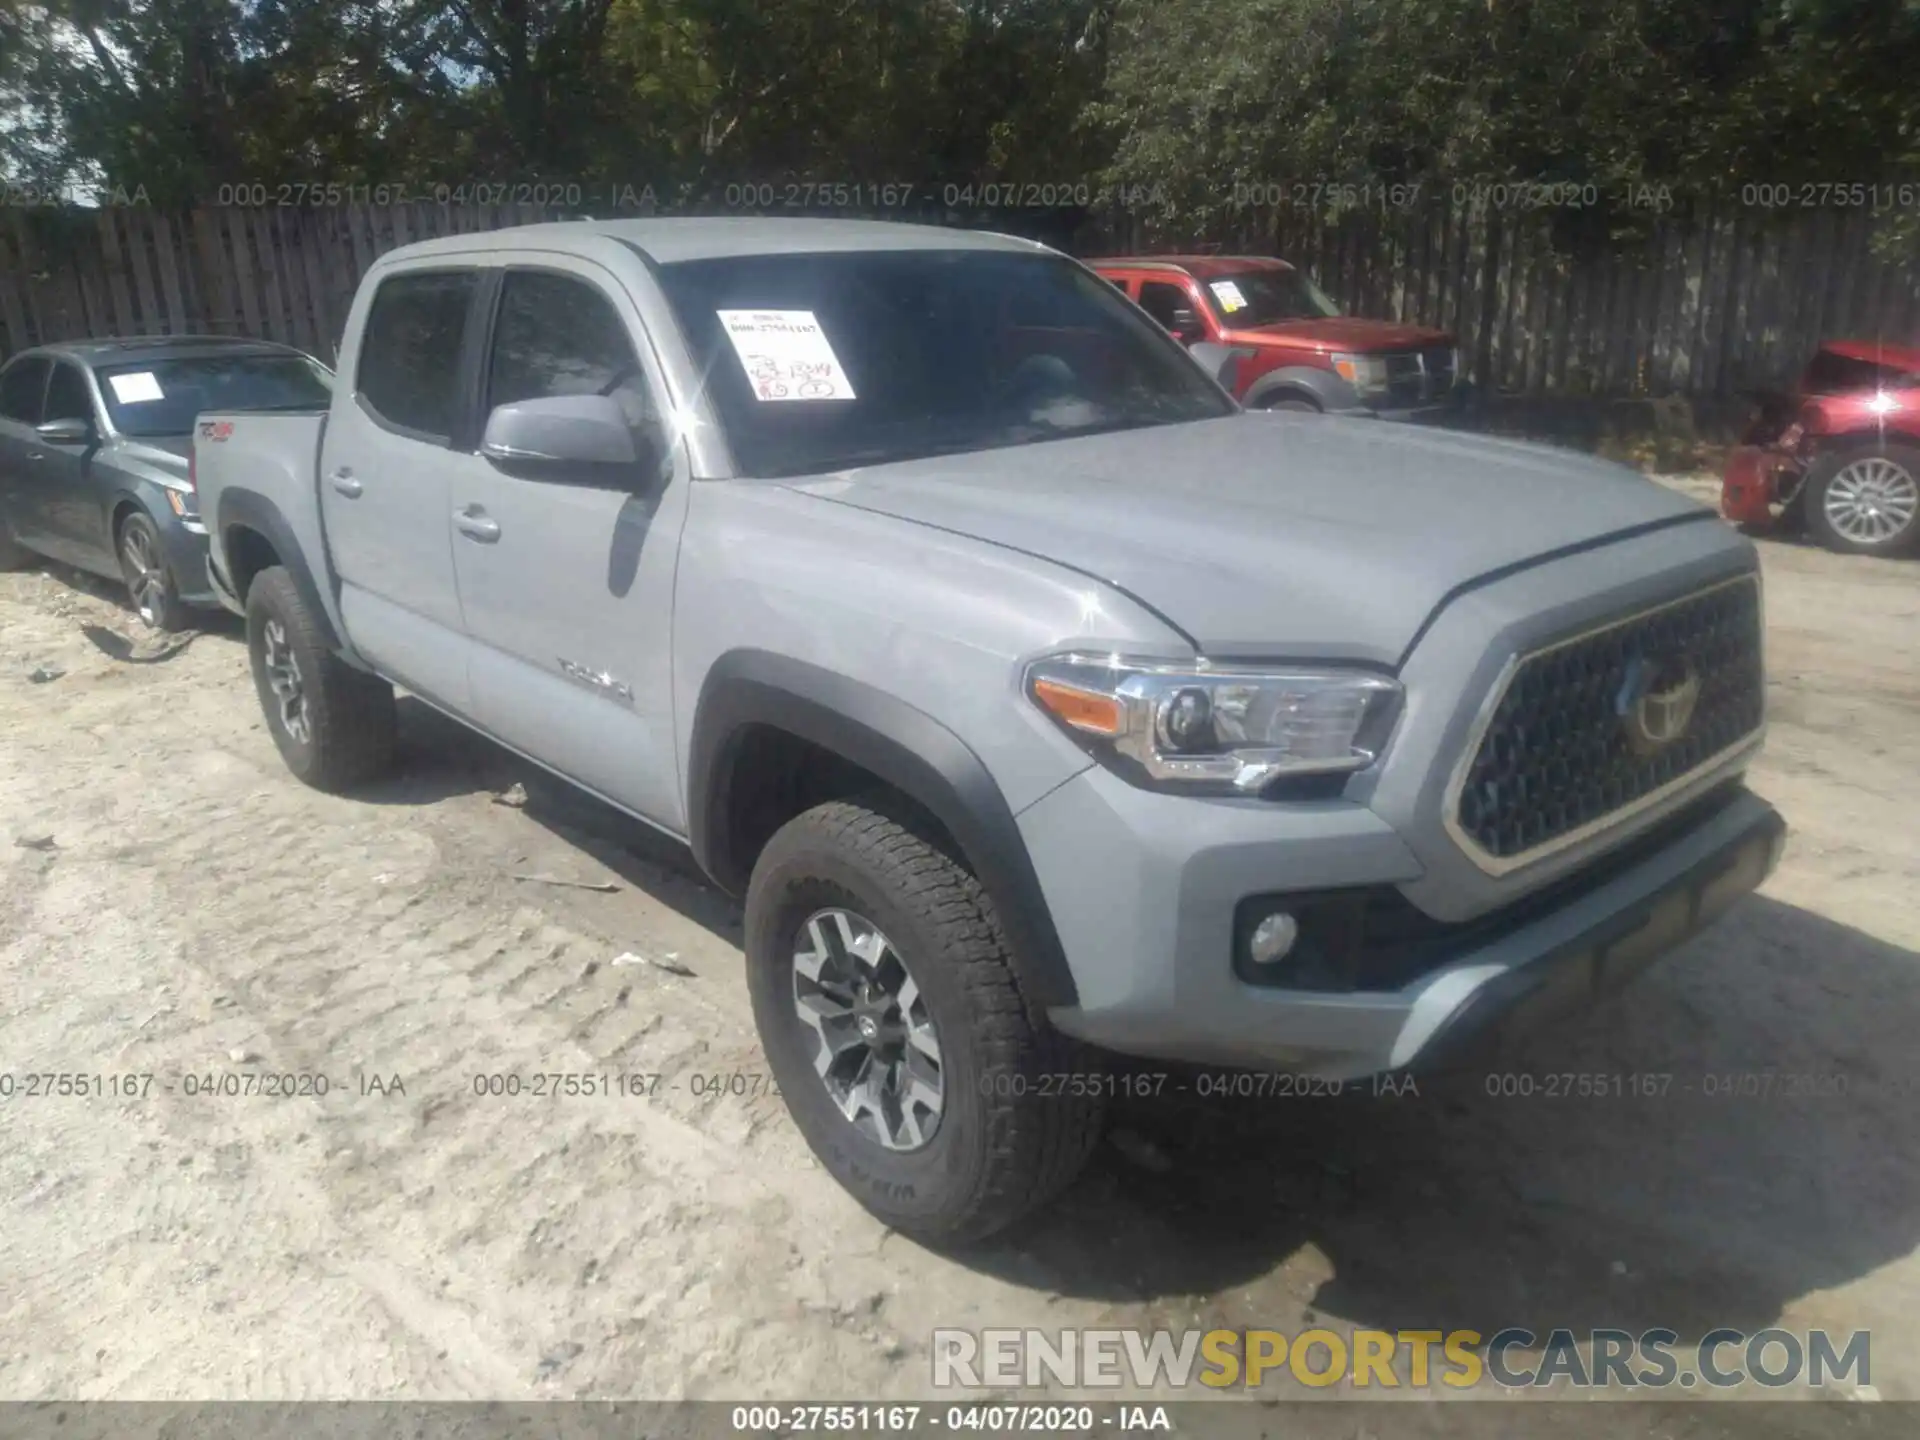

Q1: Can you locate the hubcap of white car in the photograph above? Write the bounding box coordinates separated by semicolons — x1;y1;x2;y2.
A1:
121;525;166;627
1825;457;1919;546
791;907;944;1152
261;619;311;745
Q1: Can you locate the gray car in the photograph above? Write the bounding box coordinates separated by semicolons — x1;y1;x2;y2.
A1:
0;337;333;628
190;219;1784;1243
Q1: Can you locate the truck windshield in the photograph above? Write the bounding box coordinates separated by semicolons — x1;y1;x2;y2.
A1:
657;250;1235;477
95;353;333;437
1199;269;1341;328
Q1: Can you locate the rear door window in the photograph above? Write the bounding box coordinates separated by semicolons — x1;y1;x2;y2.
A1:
0;357;50;423
356;270;481;442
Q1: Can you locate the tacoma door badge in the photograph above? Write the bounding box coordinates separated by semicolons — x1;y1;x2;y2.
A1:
1616;651;1701;756
557;657;635;706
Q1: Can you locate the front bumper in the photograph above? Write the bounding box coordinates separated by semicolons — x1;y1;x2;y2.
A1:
1721;444;1802;527
157;512;217;607
1024;766;1783;1079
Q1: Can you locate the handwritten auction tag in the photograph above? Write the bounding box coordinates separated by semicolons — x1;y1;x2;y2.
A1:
717;310;857;402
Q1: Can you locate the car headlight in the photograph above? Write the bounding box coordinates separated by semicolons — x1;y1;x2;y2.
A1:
1330;352;1389;395
1025;654;1401;794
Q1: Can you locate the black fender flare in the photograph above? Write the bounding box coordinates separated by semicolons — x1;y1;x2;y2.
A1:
688;650;1079;1009
214;486;342;650
1243;365;1361;412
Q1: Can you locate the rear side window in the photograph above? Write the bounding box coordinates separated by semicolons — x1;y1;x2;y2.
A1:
44;362;95;425
486;270;651;420
0;357;49;423
356;270;479;440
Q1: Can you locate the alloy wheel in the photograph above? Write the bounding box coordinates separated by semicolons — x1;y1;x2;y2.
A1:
121;524;168;627
1824;456;1919;547
261;618;311;744
791;907;944;1151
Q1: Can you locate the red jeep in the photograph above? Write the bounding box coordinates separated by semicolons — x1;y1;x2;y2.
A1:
1092;255;1460;417
1722;340;1920;557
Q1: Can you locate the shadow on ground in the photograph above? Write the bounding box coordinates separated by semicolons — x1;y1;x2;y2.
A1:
969;896;1918;1349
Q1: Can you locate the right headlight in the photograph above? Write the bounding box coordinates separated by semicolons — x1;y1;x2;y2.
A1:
1329;352;1390;396
1025;654;1402;794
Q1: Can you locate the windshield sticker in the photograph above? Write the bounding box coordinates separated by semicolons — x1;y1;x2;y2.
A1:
1210;280;1248;314
108;371;165;404
716;310;857;402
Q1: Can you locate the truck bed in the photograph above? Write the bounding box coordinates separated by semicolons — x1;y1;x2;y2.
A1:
192;408;331;620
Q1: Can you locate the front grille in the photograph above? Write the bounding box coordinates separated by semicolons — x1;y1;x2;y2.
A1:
1384;353;1424;406
1449;575;1764;868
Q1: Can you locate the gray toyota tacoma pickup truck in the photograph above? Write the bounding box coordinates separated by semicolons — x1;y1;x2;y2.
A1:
192;218;1783;1243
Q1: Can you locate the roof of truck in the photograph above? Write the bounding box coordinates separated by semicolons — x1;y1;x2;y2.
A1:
384;217;1052;266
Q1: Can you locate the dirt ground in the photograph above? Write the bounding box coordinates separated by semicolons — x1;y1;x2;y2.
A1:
2;481;1917;1430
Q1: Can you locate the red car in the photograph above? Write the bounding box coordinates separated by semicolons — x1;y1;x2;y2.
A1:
1723;339;1920;557
1091;255;1460;417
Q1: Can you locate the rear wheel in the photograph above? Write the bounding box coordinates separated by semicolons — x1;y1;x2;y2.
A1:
745;796;1104;1244
117;510;188;630
245;566;397;791
1805;444;1920;556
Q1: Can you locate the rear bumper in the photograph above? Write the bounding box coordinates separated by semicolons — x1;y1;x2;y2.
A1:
1029;764;1784;1079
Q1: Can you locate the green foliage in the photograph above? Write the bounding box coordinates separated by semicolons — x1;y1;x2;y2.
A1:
2;0;1917;243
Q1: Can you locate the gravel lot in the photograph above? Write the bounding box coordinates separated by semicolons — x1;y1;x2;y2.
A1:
1;484;1916;1429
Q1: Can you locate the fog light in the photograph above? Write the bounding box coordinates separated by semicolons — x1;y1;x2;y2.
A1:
1248;911;1299;966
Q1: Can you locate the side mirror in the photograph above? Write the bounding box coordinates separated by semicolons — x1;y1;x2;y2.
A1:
480;394;659;482
1187;342;1246;395
1169;306;1206;343
36;417;92;445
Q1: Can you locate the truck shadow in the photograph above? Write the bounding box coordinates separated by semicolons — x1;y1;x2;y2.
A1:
970;895;1920;1347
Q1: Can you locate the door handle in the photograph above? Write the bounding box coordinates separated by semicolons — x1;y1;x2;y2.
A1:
329;469;363;498
26;450;44;463
454;506;500;543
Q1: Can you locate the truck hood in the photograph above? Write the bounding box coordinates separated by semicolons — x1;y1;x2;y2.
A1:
784;414;1708;666
1224;317;1452;351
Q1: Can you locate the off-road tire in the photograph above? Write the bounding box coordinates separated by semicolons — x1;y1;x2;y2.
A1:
745;795;1105;1245
245;566;397;792
1803;442;1920;557
1262;396;1321;414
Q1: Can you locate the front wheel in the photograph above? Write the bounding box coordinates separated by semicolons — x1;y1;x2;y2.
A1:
1260;396;1321;414
745;796;1105;1244
1804;444;1920;556
117;510;189;630
245;566;397;791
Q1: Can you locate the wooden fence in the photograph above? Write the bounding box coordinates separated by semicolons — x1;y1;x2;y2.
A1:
4;200;1919;396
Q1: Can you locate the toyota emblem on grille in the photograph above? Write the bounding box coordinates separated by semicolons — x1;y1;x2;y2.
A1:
1616;651;1702;755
